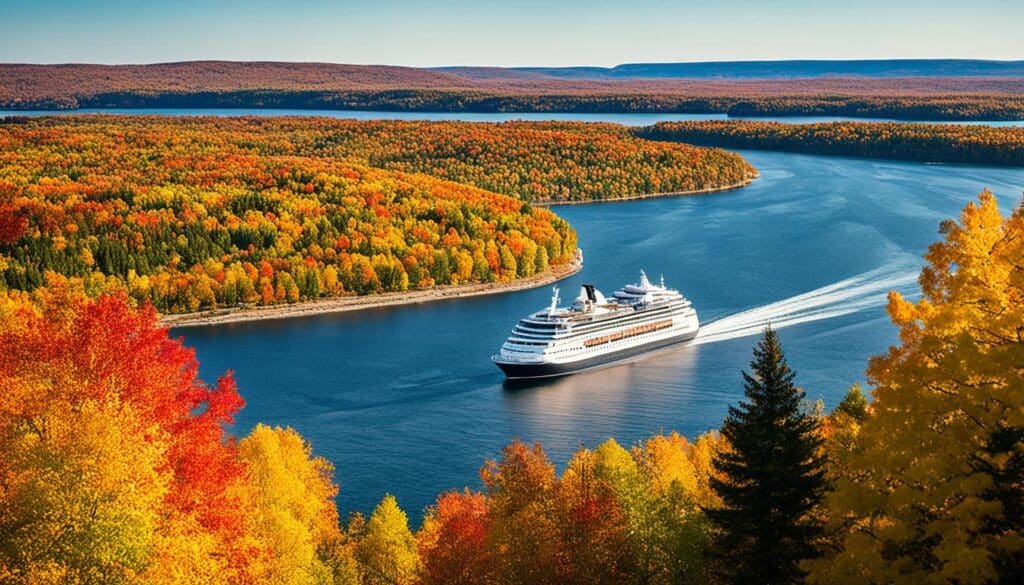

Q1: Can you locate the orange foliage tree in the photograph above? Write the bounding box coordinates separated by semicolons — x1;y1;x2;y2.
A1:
0;286;350;583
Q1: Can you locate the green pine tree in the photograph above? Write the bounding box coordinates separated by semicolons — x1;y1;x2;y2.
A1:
707;327;827;585
833;383;869;422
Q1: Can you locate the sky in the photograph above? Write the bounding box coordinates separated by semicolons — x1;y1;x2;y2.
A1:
1;0;1022;67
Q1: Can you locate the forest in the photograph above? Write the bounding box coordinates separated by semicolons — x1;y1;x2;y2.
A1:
3;62;1024;120
1;191;1020;584
0;116;757;313
8;90;1024;122
230;117;755;202
637;121;1024;166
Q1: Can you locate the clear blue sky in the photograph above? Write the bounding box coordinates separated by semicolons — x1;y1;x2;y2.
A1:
1;0;1022;66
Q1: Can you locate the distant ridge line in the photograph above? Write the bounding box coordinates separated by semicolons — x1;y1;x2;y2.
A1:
3;60;1023;119
437;59;1024;80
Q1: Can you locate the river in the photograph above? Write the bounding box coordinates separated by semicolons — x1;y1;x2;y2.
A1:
166;146;1024;519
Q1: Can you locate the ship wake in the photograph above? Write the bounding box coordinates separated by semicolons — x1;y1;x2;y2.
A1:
692;263;919;346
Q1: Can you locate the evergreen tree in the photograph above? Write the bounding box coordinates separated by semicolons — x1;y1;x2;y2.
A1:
833;383;869;422
707;327;826;585
972;424;1024;584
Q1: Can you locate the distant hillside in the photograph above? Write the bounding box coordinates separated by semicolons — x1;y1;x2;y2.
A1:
2;60;1023;120
442;59;1024;80
0;61;472;103
637;120;1024;166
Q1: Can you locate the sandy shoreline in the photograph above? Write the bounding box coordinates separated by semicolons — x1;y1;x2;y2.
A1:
532;175;758;206
160;175;758;328
160;250;583;328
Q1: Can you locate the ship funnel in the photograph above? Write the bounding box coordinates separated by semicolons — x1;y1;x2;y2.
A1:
549;286;560;315
639;270;651;289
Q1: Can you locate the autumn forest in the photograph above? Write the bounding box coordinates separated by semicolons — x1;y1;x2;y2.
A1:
639;121;1024;166
1;192;1021;584
0;116;755;314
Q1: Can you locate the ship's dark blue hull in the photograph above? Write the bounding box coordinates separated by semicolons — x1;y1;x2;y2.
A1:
493;329;699;379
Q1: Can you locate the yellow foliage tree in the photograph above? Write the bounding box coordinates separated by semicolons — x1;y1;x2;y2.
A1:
686;431;727;511
593;438;670;583
808;191;1024;584
637;432;700;499
635;433;713;583
140;514;230;585
238;424;342;584
355;495;420;585
0;398;168;584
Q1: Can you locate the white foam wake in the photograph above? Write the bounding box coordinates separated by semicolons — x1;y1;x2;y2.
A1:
692;264;919;346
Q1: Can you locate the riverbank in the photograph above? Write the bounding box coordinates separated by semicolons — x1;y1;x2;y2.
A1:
533;174;759;206
160;249;583;328
161;175;758;328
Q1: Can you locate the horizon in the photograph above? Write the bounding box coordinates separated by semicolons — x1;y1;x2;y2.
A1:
2;0;1023;66
3;57;1024;68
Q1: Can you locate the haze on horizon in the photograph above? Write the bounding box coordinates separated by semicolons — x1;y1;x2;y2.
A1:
1;0;1022;67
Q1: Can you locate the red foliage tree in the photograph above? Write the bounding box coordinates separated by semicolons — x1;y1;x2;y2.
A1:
0;285;254;574
418;490;493;585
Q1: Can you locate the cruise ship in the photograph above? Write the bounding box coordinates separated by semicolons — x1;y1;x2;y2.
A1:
492;271;699;379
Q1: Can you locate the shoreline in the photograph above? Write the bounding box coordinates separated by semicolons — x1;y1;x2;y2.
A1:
160;249;583;328
160;176;759;328
532;174;758;206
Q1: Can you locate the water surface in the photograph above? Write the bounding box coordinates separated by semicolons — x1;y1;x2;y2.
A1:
174;151;1024;519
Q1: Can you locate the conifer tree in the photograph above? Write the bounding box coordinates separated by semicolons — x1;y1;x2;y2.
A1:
832;383;869;421
707;327;826;585
973;424;1024;583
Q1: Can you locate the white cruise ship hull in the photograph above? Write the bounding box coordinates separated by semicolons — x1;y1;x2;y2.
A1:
493;326;698;379
493;272;699;380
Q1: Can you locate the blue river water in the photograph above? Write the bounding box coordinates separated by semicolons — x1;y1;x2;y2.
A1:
167;147;1024;520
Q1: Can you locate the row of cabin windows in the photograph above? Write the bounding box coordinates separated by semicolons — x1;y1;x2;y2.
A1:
543;324;687;355
513;307;689;340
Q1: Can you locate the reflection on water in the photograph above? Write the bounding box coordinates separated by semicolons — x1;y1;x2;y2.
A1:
503;343;700;413
500;344;702;449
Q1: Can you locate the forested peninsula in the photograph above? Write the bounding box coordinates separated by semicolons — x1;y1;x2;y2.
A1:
637;120;1024;166
3;61;1024;120
0;116;753;316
